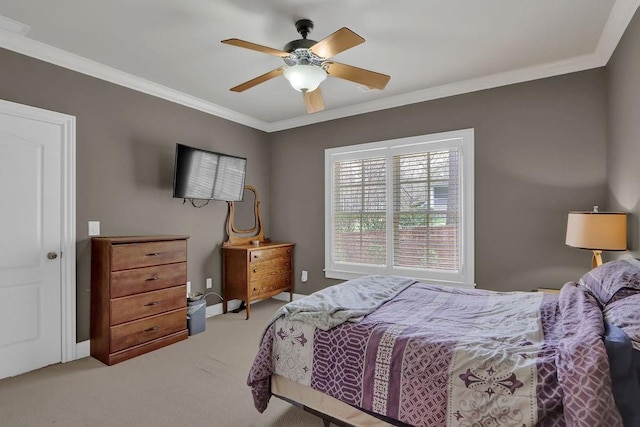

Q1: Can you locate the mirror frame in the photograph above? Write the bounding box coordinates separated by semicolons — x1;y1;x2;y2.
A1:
224;185;264;246
230;185;258;234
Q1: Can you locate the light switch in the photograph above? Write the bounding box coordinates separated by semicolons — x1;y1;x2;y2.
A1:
88;221;100;236
301;270;308;282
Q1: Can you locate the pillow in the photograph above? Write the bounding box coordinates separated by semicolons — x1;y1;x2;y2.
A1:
579;258;640;305
604;294;640;351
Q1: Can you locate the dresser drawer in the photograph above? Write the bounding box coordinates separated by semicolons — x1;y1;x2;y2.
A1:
110;262;186;298
111;240;187;271
249;257;291;278
110;286;186;325
249;272;292;296
110;308;186;353
249;246;292;263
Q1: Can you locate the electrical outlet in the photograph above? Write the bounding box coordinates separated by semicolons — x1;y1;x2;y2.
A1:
206;278;212;289
301;270;308;283
88;221;100;236
186;281;191;295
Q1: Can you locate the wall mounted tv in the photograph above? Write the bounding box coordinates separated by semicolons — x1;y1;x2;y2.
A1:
173;143;247;202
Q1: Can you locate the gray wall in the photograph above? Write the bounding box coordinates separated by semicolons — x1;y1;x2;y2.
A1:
0;48;270;342
607;8;640;255
269;70;608;294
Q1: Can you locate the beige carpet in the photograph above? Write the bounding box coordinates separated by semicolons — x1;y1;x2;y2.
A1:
0;299;322;426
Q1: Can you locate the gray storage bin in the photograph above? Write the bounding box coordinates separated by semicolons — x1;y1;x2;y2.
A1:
187;299;206;335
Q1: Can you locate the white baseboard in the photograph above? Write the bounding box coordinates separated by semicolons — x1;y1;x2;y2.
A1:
73;293;307;360
76;340;90;359
205;299;242;318
271;292;305;302
205;293;305;319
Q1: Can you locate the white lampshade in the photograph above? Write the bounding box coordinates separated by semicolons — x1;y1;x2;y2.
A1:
565;211;627;250
283;65;327;93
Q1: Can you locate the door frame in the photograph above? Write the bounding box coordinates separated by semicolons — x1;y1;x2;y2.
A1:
0;99;76;363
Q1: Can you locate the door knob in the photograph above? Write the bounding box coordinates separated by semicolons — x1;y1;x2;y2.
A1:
47;252;58;260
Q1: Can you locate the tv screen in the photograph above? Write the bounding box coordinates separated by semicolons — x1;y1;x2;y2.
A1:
173;143;247;201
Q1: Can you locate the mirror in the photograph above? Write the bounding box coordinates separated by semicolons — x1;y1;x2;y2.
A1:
224;185;265;246
232;187;257;232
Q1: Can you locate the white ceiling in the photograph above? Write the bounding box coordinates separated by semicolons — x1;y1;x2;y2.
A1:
0;0;638;132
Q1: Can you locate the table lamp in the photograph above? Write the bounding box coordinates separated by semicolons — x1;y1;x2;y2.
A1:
565;206;627;269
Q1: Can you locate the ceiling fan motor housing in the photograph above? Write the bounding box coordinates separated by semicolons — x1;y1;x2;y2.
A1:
283;19;320;56
283;38;317;53
283;48;324;67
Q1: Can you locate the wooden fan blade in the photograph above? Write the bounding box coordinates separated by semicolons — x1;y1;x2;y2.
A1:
221;38;290;58
309;27;364;59
230;67;285;92
303;88;324;114
326;62;390;90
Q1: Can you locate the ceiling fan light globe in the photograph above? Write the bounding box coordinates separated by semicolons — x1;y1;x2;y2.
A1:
283;65;327;92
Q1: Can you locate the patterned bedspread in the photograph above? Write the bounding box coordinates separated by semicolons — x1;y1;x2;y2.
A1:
248;279;622;426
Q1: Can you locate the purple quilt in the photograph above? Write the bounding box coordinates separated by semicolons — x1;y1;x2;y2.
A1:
248;281;622;426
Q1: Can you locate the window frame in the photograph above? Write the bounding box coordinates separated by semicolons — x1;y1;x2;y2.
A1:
324;129;475;288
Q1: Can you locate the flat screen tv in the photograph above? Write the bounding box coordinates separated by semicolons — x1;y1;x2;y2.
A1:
173;143;247;202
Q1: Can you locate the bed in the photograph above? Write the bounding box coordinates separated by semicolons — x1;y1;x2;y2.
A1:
248;259;640;426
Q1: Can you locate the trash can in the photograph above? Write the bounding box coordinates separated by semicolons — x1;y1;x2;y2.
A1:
187;299;206;335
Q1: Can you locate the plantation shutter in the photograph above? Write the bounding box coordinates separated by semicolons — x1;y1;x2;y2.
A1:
325;129;473;285
333;157;387;266
392;148;461;272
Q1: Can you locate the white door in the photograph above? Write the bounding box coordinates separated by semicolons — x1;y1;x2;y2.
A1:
0;102;64;379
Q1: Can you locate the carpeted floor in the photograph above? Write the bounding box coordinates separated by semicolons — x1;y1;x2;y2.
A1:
0;299;322;426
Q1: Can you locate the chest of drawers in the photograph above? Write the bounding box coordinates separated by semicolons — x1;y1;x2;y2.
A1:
90;235;189;365
222;242;294;319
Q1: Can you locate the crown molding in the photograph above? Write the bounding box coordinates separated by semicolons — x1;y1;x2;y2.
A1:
266;0;640;132
0;29;270;132
0;0;637;133
264;53;602;132
0;15;30;35
595;0;640;62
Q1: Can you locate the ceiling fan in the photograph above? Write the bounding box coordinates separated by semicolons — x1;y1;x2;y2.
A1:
221;19;391;114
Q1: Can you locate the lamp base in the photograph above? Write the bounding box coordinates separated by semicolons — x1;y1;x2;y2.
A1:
591;250;603;269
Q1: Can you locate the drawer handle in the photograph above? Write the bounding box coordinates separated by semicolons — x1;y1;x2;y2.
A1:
253;269;257;273
146;276;160;281
144;301;159;307
144;326;160;332
146;252;161;257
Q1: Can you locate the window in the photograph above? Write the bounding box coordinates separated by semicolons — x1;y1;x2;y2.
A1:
325;129;474;287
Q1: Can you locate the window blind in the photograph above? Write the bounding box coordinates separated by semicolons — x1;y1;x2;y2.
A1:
392;148;460;272
333;158;387;266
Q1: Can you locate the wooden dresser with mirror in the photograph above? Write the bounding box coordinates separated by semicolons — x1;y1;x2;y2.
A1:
222;186;294;319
